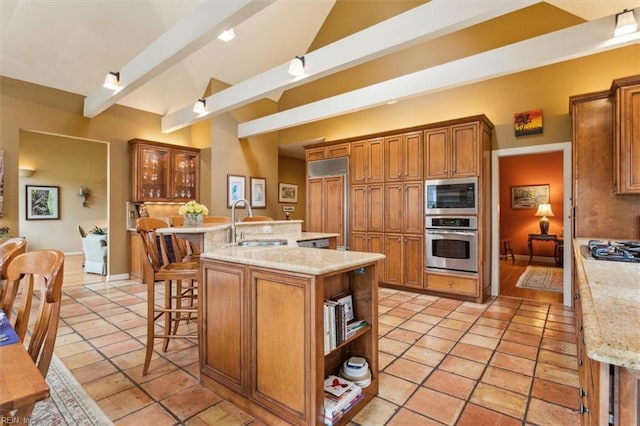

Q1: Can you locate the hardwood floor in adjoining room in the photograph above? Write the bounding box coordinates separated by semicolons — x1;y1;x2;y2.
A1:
499;258;562;304
63;253;106;287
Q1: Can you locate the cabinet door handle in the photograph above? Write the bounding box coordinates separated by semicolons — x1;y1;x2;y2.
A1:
578;402;589;415
578;388;587;397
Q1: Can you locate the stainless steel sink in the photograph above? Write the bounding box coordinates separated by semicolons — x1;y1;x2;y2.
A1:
236;239;288;247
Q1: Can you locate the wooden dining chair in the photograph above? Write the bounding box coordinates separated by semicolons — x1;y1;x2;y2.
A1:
169;216;184;227
0;237;27;303
0;249;64;420
241;215;274;222
136;218;200;375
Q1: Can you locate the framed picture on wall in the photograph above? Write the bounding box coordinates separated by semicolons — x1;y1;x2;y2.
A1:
26;185;60;220
278;182;298;203
227;174;246;208
511;184;549;209
250;177;266;208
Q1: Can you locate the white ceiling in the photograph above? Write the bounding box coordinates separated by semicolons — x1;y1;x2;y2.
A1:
1;0;638;158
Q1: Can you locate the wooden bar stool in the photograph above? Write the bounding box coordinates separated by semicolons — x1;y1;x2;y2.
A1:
500;239;515;261
136;218;200;375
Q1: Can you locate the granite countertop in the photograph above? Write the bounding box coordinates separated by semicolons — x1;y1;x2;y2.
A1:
202;245;384;275
573;238;640;370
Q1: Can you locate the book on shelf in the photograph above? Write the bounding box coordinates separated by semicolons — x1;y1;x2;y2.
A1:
330;291;354;322
324;297;368;351
323;375;362;424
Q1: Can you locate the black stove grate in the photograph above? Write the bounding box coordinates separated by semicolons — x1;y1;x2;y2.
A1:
587;240;640;263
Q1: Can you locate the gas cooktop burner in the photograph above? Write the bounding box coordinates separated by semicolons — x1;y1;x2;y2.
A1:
587;240;640;262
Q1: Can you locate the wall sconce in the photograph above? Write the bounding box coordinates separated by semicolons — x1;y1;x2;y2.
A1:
18;168;36;177
193;98;207;114
103;71;121;90
534;203;554;234
288;56;305;77
614;9;637;37
77;186;90;207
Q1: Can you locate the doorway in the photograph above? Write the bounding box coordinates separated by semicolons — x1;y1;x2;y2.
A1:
491;142;572;306
19;130;109;285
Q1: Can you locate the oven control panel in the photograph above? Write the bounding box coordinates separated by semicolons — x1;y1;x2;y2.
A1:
426;216;477;230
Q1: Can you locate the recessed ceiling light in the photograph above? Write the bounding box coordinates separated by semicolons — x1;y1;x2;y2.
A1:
218;29;235;42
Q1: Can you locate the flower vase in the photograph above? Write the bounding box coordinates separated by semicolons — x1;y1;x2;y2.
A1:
183;214;203;227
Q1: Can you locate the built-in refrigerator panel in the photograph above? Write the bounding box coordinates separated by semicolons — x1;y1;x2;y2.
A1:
307;157;349;250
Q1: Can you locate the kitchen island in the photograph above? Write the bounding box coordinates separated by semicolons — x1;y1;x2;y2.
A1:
199;245;384;425
573;238;640;425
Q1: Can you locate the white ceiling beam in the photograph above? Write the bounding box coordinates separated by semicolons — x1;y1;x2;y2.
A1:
83;0;274;118
238;12;639;138
161;0;542;133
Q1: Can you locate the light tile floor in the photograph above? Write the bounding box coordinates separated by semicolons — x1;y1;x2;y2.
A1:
53;281;581;425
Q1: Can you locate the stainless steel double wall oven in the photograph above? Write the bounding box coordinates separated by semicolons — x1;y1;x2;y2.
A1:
425;177;478;274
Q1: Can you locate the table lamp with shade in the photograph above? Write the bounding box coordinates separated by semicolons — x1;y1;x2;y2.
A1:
535;203;554;234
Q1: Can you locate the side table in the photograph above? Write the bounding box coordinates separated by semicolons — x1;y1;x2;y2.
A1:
528;233;558;264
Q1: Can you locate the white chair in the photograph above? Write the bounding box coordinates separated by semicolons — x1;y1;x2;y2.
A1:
81;234;107;275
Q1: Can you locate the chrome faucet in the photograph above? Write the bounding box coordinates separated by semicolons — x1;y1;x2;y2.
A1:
230;198;253;243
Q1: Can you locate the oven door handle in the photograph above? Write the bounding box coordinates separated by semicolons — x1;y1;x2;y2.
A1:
427;230;476;237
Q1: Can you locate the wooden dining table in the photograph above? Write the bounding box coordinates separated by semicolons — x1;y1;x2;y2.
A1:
0;328;49;417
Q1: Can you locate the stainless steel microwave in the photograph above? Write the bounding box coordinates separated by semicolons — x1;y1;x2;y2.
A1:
425;177;478;215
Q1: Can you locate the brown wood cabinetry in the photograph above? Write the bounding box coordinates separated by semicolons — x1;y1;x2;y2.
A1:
384;132;423;182
128;231;144;283
351;233;385;278
351;184;383;233
571;76;640;239
305;142;351;162
383;181;423;234
307;176;346;247
129;139;200;203
425;271;477;298
613;78;640;194
308;115;492;295
200;257;379;426
424;122;479;179
384;234;423;289
351;138;384;184
574;289;640;426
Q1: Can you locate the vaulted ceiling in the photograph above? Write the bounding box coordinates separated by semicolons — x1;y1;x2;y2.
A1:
1;0;638;145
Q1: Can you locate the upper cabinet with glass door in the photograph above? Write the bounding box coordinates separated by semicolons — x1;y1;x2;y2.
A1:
129;139;200;202
172;149;199;201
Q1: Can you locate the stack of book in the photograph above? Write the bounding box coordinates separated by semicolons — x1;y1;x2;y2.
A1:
323;375;363;426
323;300;367;354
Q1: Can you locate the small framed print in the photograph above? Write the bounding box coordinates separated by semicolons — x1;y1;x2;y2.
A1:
514;109;543;136
227;174;246;208
278;182;298;203
26;185;60;220
250;177;266;208
511;184;549;209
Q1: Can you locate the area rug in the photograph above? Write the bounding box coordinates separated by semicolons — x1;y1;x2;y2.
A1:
515;265;563;292
31;354;113;425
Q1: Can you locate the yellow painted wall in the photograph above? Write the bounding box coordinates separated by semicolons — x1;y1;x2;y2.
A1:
1;77;193;276
19;131;107;252
277;156;306;224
